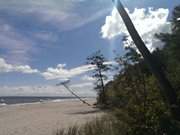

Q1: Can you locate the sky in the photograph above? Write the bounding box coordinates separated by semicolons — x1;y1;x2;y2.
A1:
0;0;179;96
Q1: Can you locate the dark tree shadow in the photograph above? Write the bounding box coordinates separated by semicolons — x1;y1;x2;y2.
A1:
68;109;101;115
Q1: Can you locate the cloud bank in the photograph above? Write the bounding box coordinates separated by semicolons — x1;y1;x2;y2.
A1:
101;7;171;52
0;58;98;96
42;61;116;81
0;58;115;96
0;58;38;74
0;57;115;81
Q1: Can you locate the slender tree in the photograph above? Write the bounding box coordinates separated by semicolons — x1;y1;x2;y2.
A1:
87;50;110;105
112;0;180;120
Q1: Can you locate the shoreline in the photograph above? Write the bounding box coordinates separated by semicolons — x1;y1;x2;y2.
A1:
0;97;96;107
0;99;102;135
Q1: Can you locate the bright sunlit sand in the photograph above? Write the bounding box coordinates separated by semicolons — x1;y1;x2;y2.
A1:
0;99;103;135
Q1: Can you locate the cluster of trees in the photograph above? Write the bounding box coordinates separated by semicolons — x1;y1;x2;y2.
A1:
56;4;180;135
87;5;180;135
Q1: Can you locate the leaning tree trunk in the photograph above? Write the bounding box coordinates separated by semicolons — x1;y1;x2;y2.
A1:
112;0;180;121
98;68;106;105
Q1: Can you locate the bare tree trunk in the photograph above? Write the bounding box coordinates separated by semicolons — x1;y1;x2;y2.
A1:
98;68;106;105
113;0;180;121
62;84;92;106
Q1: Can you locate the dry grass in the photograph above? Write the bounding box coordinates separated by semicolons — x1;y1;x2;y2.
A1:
55;115;126;135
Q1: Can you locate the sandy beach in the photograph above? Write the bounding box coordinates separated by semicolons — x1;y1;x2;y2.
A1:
0;99;102;135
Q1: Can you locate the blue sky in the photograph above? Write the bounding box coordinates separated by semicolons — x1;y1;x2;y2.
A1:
0;0;179;96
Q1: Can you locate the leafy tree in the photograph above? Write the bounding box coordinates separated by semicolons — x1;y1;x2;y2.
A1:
113;0;180;121
156;5;180;99
87;50;110;105
105;47;180;134
103;5;180;134
55;5;180;135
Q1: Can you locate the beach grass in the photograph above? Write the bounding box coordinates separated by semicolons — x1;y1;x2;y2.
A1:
55;115;125;135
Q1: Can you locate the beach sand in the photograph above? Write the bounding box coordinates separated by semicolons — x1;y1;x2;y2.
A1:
0;99;102;135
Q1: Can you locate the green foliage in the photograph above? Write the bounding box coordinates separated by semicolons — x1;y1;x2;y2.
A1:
155;5;180;97
105;46;180;134
103;4;180;135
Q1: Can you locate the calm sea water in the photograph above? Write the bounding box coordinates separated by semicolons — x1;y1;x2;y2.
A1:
0;96;80;105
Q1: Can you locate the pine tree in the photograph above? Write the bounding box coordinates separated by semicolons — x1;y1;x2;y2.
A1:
87;50;110;105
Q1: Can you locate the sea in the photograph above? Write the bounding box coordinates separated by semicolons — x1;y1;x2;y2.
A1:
0;96;91;106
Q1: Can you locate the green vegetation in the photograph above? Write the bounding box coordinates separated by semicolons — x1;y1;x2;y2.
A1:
103;5;180;134
56;5;180;135
56;115;125;135
104;5;180;134
87;50;110;105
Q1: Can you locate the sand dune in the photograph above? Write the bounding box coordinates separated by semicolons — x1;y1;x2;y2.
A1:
0;99;102;135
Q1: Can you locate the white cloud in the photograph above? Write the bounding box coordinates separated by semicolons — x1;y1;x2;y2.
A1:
14;65;39;74
0;59;115;79
0;58;38;74
42;64;96;80
42;61;116;81
101;7;171;52
104;61;117;66
81;75;95;81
